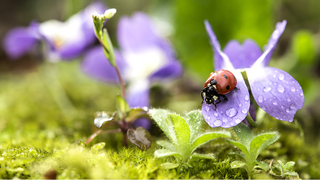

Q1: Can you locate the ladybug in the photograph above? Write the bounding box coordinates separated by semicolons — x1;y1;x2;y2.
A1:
201;69;238;110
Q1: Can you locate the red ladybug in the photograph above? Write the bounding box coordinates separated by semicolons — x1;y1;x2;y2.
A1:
201;69;238;109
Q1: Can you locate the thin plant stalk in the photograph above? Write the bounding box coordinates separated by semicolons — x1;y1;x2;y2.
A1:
37;62;77;117
85;129;120;144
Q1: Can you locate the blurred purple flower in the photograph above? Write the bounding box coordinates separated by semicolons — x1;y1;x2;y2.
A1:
202;20;305;128
3;2;105;61
82;12;183;129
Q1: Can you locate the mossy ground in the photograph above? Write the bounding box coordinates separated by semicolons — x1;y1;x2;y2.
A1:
0;61;318;179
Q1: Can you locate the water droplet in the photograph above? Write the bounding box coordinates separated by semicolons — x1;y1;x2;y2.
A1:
263;87;271;92
277;84;285;93
226;107;237;118
290;104;295;109
206;115;211;120
261;106;266;110
214;120;222;126
287;98;291;102
286;108;290;113
300;92;304;96
214;112;218;117
281;105;284;109
278;73;284;80
239;104;242;107
235;119;241;123
241;109;248;114
291;87;296;92
245;95;249;101
205;106;210;112
258;95;263;103
273;101;278;106
273;74;276;78
223;118;228;123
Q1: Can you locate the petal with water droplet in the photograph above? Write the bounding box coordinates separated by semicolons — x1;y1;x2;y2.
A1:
202;70;250;128
247;67;304;122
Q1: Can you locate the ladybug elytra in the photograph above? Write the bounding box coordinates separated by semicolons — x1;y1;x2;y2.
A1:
201;69;238;109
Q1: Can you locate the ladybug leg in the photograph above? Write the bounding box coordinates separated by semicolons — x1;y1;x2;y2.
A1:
201;88;207;104
221;94;228;101
234;87;240;90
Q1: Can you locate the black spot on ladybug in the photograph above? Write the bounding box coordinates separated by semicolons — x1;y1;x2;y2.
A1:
223;74;227;79
226;85;230;90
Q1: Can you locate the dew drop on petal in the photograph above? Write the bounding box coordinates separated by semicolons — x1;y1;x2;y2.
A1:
239;104;242;107
241;109;248;114
235;119;241;124
226;107;237;118
214;120;222;126
291;87;296;92
205;106;210;112
290;104;295;109
300;92;304;96
223;118;228;123
258;95;263;103
278;73;284;80
261;106;266;111
287;98;291;102
214;112;218;117
273;101;278;106
286;108;290;113
281;105;284;109
273;74;276;78
277;84;285;93
206;115;211;120
263;87;271;92
245;95;249;101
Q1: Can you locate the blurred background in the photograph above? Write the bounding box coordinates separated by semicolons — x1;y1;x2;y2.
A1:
0;0;320;178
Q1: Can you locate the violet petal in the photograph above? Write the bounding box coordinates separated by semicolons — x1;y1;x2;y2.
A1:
81;46;126;83
224;39;262;69
150;60;183;81
247;67;304;122
3;25;39;60
117;12;159;52
252;20;287;68
205;20;234;71
202;70;250;128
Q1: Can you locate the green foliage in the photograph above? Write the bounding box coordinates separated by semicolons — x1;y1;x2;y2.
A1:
229;123;280;178
292;30;317;65
150;109;231;163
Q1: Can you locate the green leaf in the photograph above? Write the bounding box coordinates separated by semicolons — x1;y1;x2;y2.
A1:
189;131;231;153
184;110;204;140
232;123;254;148
283;161;295;171
170;114;191;150
160;163;179;169
227;139;249;157
92;16;104;39
154;149;180;159
116;95;129;120
93;111;116;128
125;107;150;123
149;109;177;146
127;127;152;151
231;161;246;169
292;30;316;65
250;132;280;159
190;153;215;160
156;140;175;151
257;161;269;171
101;28;116;67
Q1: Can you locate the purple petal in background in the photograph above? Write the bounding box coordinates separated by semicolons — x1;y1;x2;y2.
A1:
202;70;250;128
3;23;40;60
150;60;183;81
81;46;126;83
117;12;159;52
224;39;262;69
247;67;304;122
252;20;287;68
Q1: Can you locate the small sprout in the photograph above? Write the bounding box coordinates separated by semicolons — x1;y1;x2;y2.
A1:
94;111;116;128
127;127;152;151
150;109;231;163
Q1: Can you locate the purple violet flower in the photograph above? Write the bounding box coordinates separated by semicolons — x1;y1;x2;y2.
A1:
3;2;105;61
202;20;305;128
81;12;183;129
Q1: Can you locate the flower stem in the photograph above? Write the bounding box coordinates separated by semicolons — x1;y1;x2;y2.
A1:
85;129;120;144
